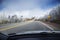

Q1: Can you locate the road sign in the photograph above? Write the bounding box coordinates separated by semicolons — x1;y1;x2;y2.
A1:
48;16;51;19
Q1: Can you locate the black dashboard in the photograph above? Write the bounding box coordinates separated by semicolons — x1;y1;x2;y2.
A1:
0;31;60;40
8;32;60;40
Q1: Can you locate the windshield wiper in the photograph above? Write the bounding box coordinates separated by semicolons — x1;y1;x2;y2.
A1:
8;31;60;36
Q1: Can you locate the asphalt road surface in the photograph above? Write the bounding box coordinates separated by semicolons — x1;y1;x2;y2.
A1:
0;21;54;34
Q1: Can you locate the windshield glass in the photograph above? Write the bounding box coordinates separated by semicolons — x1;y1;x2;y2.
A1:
0;0;60;34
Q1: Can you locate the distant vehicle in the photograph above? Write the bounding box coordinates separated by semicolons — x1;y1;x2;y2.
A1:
34;19;40;21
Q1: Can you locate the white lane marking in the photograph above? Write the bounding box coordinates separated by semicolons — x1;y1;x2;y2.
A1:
39;21;54;31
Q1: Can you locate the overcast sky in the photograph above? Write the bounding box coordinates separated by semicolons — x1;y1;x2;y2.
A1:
0;0;60;18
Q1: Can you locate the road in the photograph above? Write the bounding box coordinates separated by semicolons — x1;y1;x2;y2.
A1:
0;21;54;34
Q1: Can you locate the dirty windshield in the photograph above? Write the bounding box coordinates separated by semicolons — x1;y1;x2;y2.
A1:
0;0;60;34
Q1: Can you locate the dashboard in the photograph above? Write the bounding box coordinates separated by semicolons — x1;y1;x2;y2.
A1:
0;31;60;40
8;32;60;40
17;38;45;40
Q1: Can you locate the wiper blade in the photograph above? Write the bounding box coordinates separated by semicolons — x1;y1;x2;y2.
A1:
8;31;60;36
8;33;16;36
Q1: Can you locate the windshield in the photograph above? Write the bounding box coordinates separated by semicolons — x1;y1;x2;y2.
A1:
0;0;60;34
